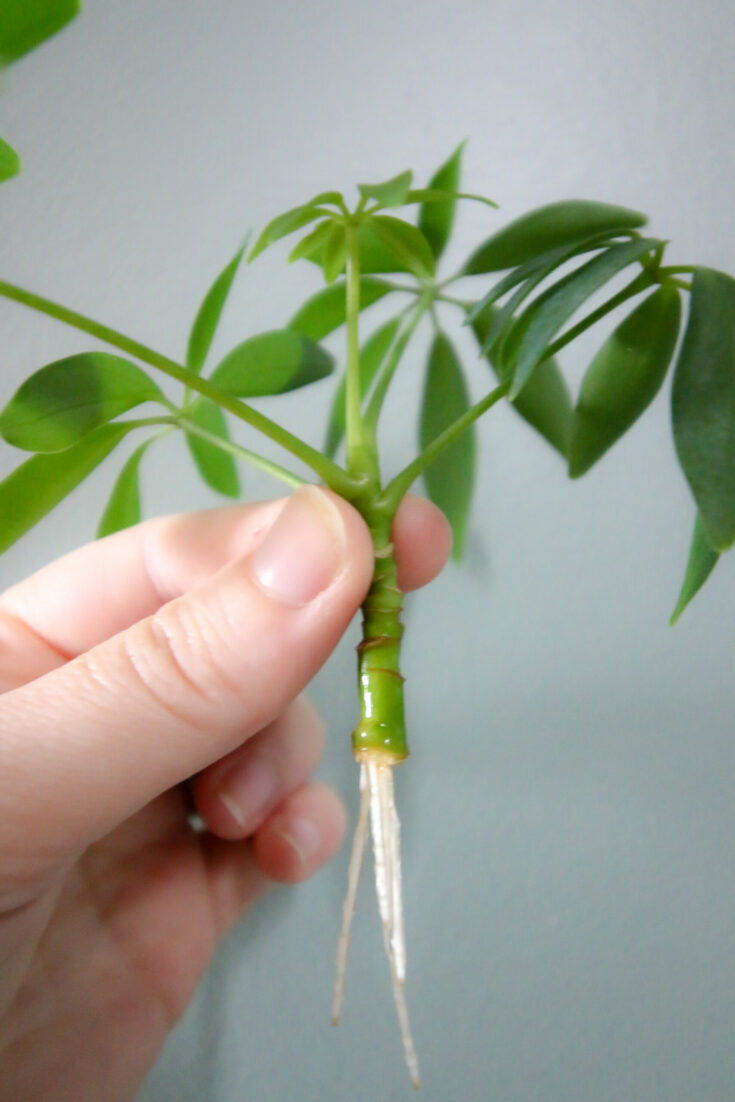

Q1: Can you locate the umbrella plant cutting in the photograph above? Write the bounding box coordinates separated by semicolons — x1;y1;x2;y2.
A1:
2;135;735;1084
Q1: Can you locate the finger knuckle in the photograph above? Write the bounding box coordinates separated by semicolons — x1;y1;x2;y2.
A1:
121;596;242;723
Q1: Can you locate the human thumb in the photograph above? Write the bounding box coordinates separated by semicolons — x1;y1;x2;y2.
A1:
0;486;374;864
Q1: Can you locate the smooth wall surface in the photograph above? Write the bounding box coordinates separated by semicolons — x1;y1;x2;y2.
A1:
2;2;734;1100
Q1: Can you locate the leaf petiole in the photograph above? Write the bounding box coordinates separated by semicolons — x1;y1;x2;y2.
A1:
344;224;370;475
363;295;432;436
176;416;304;488
0;278;354;496
379;380;509;513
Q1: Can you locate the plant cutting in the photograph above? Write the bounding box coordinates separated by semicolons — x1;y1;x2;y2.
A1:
1;134;734;1086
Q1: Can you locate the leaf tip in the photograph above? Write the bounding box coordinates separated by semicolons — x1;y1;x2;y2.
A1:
668;605;683;627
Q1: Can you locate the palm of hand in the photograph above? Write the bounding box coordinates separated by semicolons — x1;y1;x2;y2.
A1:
2;790;239;1101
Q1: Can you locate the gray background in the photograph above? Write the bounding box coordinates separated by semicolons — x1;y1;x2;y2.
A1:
2;1;735;1099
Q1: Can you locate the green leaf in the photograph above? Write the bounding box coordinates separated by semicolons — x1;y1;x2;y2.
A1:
306;191;345;209
186;242;246;374
506;237;662;399
463;199;648;275
0;423;132;553
470;239;614;360
569;284;681;477
469;303;572;457
185;399;240;498
408;188;498;210
322;224;347;284
324;316;402;458
358;170;413;208
420;332;476;559
672;267;735;549
0;136;21;183
0;352;166;452
249;204;331;261
418;142;463;261
288;220;333;263
0;0;79;64
466;230;625;330
210;330;333;397
369;216;436;278
670;513;720;624
304;220;423;277
287;276;393;340
97;439;152;538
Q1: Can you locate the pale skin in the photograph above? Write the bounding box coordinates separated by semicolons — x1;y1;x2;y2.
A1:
0;487;451;1102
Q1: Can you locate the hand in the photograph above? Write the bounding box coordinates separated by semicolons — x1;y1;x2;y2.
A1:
0;487;450;1102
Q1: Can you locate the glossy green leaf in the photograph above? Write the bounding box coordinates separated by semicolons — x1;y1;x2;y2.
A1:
369;216;435;278
358;170;413;208
97;439;152;537
210;330;333;397
249;204;330;261
323;224;347;284
287;276;393;340
469;303;572;457
420;332;476;559
186;243;246;374
0;136;21;183
184;399;240;498
463;199;648;275
670;513;720;624
506;237;661;399
288;220;333;263
418;142;463;260
569;284;681;477
324;316;402;458
0;352;166;452
672;267;735;549
0;423;132;553
0;0;79;64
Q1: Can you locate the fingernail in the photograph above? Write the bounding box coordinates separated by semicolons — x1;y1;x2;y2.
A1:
218;757;277;830
250;486;347;606
276;815;321;870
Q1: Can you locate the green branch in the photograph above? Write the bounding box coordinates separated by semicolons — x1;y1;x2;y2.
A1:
0;278;355;496
379;381;508;513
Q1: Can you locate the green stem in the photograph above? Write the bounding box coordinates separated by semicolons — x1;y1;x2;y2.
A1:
338;226;407;761
380;380;508;513
0;278;355;497
352;510;408;762
176;416;304;489
344;226;367;471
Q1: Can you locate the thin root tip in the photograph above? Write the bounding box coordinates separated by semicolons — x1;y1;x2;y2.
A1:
331;1015;340;1028
412;1076;421;1090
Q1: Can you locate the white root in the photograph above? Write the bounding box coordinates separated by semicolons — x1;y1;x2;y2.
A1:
333;760;420;1089
332;764;370;1026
